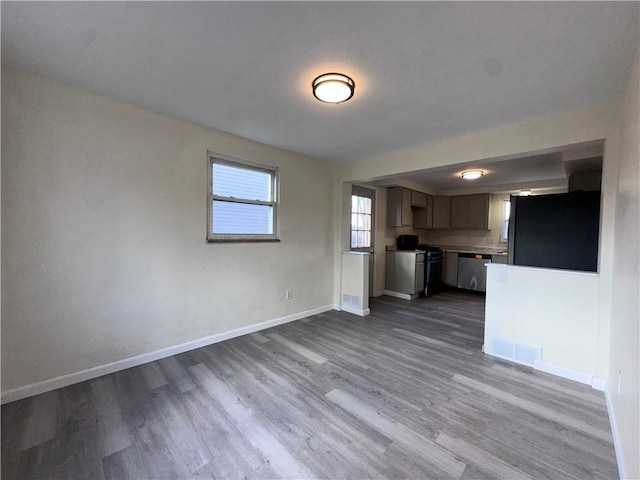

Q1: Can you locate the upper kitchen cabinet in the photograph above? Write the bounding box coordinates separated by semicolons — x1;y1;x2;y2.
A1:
432;196;451;229
414;194;434;229
410;190;427;208
450;193;490;230
387;187;412;227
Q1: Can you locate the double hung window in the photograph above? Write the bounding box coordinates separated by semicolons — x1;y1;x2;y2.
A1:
351;190;373;249
501;198;511;242
207;153;278;242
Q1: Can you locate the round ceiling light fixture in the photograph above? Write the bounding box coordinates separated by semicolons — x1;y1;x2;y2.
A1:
461;170;484;180
312;73;355;104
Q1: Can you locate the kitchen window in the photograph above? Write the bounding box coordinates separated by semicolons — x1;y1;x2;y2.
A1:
501;198;511;242
207;153;278;242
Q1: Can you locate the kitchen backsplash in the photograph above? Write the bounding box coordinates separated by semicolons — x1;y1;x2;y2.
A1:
420;229;506;249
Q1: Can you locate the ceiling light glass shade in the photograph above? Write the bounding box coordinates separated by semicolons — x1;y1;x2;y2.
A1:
520;190;532;196
461;170;483;180
312;73;355;103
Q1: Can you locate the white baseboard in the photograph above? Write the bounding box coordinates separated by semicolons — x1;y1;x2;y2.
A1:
591;377;607;392
533;360;594;385
532;360;606;391
372;290;386;297
340;305;370;316
382;290;416;300
1;304;335;405
604;386;627;480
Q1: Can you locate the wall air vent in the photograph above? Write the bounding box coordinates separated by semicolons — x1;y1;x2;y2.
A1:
490;337;542;367
342;293;363;309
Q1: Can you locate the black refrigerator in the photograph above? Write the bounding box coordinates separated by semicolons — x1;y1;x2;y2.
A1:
507;191;601;272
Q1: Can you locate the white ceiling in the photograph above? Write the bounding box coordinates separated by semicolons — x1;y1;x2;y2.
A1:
2;2;638;167
388;150;603;195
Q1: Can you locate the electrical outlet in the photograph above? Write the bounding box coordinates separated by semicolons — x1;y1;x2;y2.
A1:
618;371;622;395
285;289;293;300
496;268;508;283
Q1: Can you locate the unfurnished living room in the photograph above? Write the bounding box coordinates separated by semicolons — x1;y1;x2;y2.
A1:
1;2;639;479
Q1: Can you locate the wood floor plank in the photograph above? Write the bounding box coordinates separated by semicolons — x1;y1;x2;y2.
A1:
90;378;134;458
435;431;532;480
1;292;618;479
21;391;58;450
138;361;169;390
325;388;467;479
452;374;613;442
266;332;328;364
189;363;317;479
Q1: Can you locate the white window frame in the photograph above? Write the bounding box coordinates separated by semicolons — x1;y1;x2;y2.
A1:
350;186;374;250
207;152;279;242
500;198;511;242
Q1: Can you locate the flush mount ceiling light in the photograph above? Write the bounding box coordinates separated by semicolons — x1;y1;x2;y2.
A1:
312;73;355;104
520;190;532;196
461;170;484;180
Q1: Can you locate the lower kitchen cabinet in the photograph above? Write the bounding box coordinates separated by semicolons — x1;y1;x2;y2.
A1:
385;251;425;298
443;251;458;286
492;254;508;264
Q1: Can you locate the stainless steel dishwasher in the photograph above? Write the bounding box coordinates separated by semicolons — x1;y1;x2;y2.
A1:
457;253;492;292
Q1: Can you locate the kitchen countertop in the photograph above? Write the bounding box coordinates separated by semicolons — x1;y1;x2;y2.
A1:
386;244;507;256
437;245;508;256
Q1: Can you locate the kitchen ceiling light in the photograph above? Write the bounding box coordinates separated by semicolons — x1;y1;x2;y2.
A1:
461;170;484;180
312;73;355;104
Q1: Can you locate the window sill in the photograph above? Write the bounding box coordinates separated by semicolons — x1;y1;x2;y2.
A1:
207;237;281;243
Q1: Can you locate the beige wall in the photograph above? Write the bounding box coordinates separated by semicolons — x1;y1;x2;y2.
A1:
608;52;639;480
485;264;600;376
1;67;336;392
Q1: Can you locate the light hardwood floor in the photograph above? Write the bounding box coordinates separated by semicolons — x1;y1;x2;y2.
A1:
1;291;618;479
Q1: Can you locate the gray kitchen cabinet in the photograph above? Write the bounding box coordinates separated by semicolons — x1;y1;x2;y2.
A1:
413;194;433;229
450;196;469;229
387;187;411;227
449;193;491;230
491;254;508;264
433;196;451;228
468;194;491;229
385;251;425;298
411;190;427;208
569;171;602;192
443;251;458;286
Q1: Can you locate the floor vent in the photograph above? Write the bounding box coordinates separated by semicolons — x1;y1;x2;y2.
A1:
342;293;363;309
490;337;542;367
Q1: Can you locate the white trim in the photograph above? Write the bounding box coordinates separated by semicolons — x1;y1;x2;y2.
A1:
1;304;334;405
340;305;371;317
372;290;386;297
333;304;342;311
533;360;593;385
382;290;417;300
591;377;607;392
485;262;598;277
604;386;627;480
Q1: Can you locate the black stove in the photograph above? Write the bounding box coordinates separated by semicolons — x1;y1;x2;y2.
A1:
417;244;444;297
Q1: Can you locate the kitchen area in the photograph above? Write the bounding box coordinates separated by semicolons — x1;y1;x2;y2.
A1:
383;187;509;300
368;148;603;302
